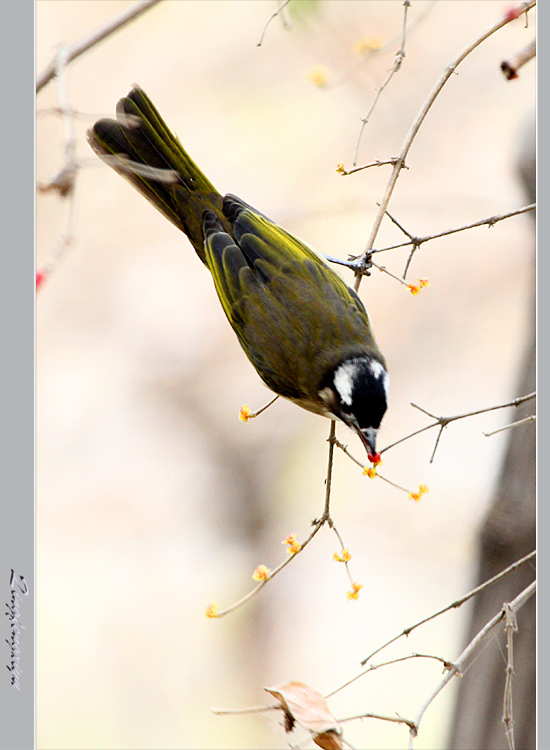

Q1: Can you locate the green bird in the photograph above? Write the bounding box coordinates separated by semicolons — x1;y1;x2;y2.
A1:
88;87;388;456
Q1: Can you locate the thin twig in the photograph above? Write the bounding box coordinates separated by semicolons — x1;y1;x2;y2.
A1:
333;439;411;494
325;552;535;705
330;523;355;586
338;158;405;176
365;653;454;673
37;0;163;92
321;420;338;521
326;653;454;701
502;602;519;750
353;0;536;293
249;395;280;419
380;392;536;460
371;204;536;279
501;38;536;80
370;259;411;288
358;550;535;668
338;711;417;734
214;421;337;618
325;203;535;283
257;0;292;47
214;522;321;618
409;580;535;749
483;414;536;437
211;704;277;715
326;1;436;92
353;0;411;165
37;46;79;287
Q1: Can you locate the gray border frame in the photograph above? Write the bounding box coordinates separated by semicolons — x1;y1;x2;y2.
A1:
0;1;35;749
536;6;544;750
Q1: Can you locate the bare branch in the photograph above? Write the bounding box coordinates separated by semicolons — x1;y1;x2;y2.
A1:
37;45;79;288
353;0;411;165
327;653;455;704
37;0;164;92
257;0;292;47
409;580;535;749
326;203;535;288
211;704;277;715
381;392;536;460
483;414;536;437
501;38;536;80
373;203;536;256
353;0;536;293
502;602;519;750
337;158;406;176
213;421;337;618
338;711;417;734
358;550;535;668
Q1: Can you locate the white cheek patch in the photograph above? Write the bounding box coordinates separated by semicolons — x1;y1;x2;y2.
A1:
369;359;389;399
333;361;356;406
382;371;390;399
368;359;385;379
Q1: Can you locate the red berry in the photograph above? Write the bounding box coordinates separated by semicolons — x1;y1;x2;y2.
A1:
36;270;47;289
504;5;521;22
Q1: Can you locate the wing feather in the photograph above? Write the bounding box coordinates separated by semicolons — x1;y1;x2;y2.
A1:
203;199;384;404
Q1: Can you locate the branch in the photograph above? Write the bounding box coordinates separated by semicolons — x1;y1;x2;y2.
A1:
483;414;536;437
338;711;417;734
501;38;536;80
326;203;535;286
502;602;519;750
36;45;79;289
36;0;164;92
211;421;338;618
409;580;536;749
353;0;411;165
211;704;277;716
257;0;292;47
371;203;536;280
353;0;536;292
337;158;405;176
380;392;536;462
359;550;535;668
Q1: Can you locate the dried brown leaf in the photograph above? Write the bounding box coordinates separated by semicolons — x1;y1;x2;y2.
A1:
265;680;342;748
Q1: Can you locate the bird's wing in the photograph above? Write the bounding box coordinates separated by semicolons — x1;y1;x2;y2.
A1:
203;199;382;402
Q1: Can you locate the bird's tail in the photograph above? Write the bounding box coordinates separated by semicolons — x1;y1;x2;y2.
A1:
88;86;230;262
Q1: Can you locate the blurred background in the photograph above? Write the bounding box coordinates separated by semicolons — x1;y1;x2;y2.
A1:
36;2;536;748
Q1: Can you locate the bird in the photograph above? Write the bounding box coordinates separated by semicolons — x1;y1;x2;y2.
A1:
88;87;388;458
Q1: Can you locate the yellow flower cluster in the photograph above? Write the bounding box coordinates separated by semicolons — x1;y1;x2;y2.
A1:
282;533;301;556
408;278;430;296
408;483;430;502
333;548;352;563
252;564;271;582
205;602;219;618
239;404;252;422
346;582;364;600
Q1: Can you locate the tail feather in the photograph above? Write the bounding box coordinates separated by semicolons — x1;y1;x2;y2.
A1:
88;86;230;261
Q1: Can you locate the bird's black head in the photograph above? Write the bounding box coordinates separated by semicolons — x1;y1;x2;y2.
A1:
319;356;389;456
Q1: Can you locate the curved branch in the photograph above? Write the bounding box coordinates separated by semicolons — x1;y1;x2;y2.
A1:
353;0;536;292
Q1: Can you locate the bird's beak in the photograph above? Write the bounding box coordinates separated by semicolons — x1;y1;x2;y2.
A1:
354;425;377;456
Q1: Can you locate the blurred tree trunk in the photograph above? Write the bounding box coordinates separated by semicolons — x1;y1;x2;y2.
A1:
447;115;536;750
